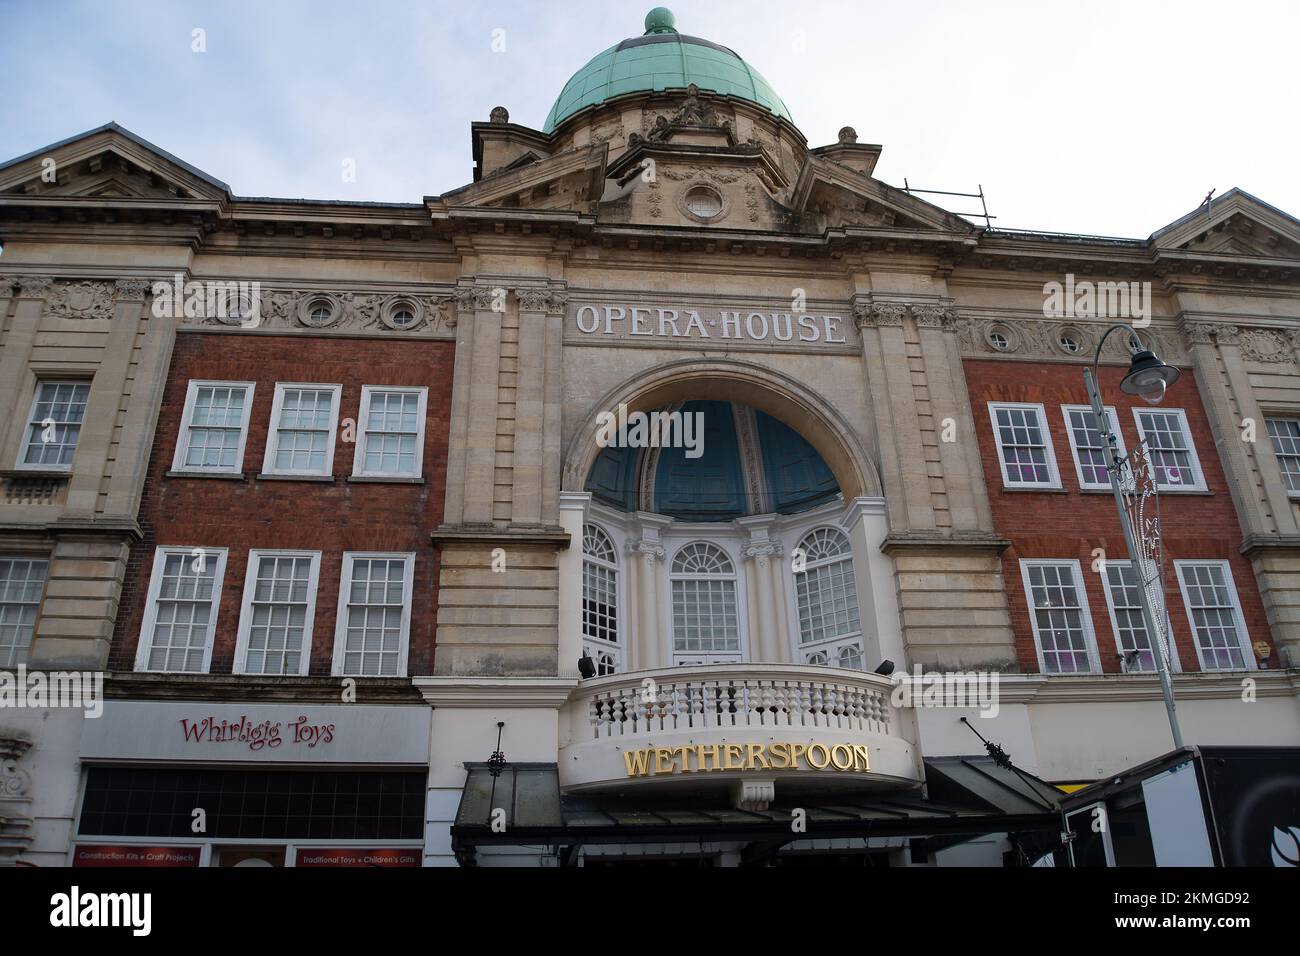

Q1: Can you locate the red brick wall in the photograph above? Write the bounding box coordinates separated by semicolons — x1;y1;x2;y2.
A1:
963;359;1274;674
111;332;454;676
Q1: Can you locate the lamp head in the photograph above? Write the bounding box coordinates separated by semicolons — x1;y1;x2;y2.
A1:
1121;349;1180;405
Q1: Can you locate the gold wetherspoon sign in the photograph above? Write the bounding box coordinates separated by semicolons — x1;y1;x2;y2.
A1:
624;742;871;778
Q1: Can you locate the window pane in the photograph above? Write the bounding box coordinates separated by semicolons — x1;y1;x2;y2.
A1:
273;388;334;473
245;554;315;675
359;390;421;476
184;385;247;470
994;406;1052;484
1104;564;1157;671
1066;407;1117;487
145;550;220;673
1026;563;1092;673
1266;418;1300;493
1178;563;1246;670
0;558;49;667
23;382;90;467
338;557;408;677
1137;410;1196;488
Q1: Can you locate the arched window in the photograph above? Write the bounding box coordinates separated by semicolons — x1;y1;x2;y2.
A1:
670;541;741;664
582;524;620;674
793;527;864;668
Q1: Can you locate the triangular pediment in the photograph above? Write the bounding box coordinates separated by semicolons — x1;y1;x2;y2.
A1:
791;156;978;237
0;122;231;204
441;143;607;211
1152;188;1300;260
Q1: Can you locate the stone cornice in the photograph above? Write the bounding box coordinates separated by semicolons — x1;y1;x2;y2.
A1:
880;532;1011;555
413;676;579;708
430;525;571;549
1239;533;1300;556
990;669;1300;705
104;673;424;703
0;518;142;540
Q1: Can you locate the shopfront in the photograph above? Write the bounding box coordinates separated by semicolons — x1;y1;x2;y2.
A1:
74;701;429;867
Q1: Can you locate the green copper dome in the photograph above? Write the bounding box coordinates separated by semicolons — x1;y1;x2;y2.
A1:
542;8;793;134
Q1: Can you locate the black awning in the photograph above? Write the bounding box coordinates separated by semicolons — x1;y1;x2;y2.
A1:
450;758;1062;863
924;755;1064;815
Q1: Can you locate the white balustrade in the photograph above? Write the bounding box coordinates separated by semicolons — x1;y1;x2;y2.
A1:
579;664;896;741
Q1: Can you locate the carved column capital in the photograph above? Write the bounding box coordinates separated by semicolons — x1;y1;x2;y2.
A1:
911;304;957;330
517;289;568;315
1216;324;1241;346
14;275;53;298
454;284;506;315
516;288;551;313
854;301;906;329
113;277;152;300
626;540;666;564
545;290;568;316
1181;321;1217;346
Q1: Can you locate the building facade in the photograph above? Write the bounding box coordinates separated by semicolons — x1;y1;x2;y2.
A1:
1;7;1298;866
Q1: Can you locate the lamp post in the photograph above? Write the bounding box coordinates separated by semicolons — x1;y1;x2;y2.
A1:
1083;324;1184;750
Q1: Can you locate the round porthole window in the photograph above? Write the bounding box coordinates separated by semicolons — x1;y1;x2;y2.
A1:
296;294;341;328
683;185;723;222
984;323;1019;353
1056;326;1087;355
380;296;424;331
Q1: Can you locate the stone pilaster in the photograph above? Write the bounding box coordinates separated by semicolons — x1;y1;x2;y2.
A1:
434;282;571;677
853;292;1015;670
739;515;785;663
1181;316;1300;666
0;275;51;453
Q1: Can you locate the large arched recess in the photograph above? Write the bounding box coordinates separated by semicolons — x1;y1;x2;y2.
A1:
562;357;882;500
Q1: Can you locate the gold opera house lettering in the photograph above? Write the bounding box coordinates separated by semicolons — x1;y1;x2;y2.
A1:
623;742;871;777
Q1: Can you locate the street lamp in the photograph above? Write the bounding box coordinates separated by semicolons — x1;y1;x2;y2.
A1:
1083;324;1184;749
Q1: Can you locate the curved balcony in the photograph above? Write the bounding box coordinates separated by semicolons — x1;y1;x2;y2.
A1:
559;663;921;795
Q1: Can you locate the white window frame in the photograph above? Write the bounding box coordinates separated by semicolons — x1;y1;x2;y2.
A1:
667;539;746;666
1098;559;1182;674
17;379;92;472
1061;404;1126;491
789;526;865;669
171;380;256;475
1263;416;1300;497
1132;407;1207;492
233;549;322;676
581;523;622;674
350;385;428;479
1019;558;1101;674
134;546;229;674
261;383;342;477
0;555;50;667
1173;559;1255;672
988;402;1061;489
330;551;415;678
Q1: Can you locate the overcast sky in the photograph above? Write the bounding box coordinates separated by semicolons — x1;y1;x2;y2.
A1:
1;0;1296;238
